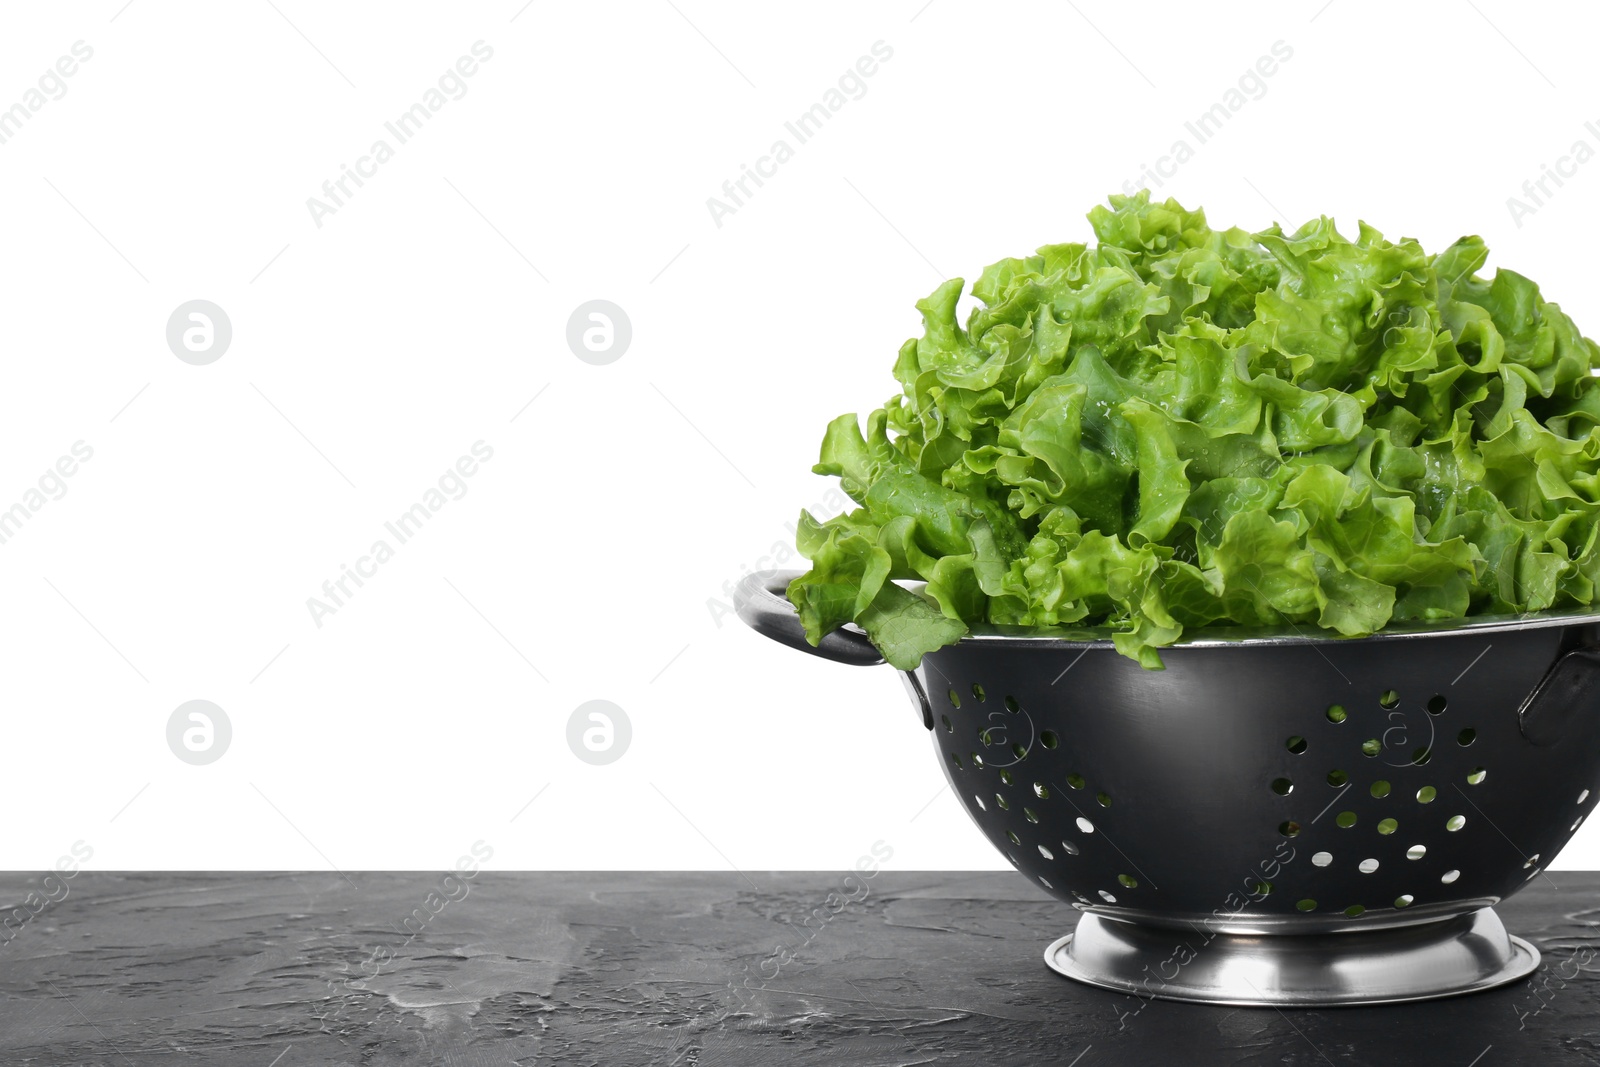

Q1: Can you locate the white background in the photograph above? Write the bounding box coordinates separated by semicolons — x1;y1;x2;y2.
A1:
1;0;1598;873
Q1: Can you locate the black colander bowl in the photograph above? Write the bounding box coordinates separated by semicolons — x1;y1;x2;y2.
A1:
737;570;1600;1005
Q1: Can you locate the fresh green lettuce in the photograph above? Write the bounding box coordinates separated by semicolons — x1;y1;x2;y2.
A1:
787;191;1600;668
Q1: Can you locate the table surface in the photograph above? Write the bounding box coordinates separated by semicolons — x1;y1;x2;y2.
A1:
1;871;1598;1066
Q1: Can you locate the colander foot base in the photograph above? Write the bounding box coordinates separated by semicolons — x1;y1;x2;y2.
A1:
1045;907;1540;1006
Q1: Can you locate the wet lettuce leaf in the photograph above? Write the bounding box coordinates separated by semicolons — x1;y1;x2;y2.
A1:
788;191;1600;668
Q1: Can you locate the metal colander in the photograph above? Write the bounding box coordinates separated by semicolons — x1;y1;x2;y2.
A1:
737;570;1600;1006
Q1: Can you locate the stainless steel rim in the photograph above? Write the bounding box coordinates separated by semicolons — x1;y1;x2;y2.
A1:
845;602;1600;650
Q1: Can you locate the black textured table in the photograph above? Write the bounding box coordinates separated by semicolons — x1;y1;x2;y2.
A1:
2;871;1598;1065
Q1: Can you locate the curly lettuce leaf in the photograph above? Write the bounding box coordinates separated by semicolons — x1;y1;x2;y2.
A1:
787;191;1600;668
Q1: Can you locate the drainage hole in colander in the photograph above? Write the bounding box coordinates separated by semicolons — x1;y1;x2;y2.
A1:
999;770;1015;786
1099;890;1117;903
1441;870;1460;884
1412;746;1432;766
1033;782;1049;799
1417;785;1437;804
1039;876;1052;889
1297;898;1318;912
974;795;986;811
1380;690;1400;709
1396;894;1415;907
1040;730;1059;749
1270;777;1294;796
1407;844;1426;860
1457;728;1476;746
1011;742;1029;761
948;688;961;709
949;752;962;770
1096;792;1112;808
971;752;985;768
1066;773;1085;789
980;728;998;746
1573;816;1585;833
996;794;1010;811
1523;853;1541;869
1038;844;1054;860
1337;811;1358;828
1345;905;1366;917
1005;830;1020;846
1359;858;1380;874
1118;874;1138;889
1061;839;1080;856
1024;807;1040;824
1327;704;1347;724
1467;768;1487;786
1005;695;1020;713
1312;851;1333;867
1076;817;1095;834
1328;769;1349;787
1377;818;1398;835
1526;868;1541;880
1446;815;1466;831
941;714;953;732
1280;821;1302;838
1580;789;1591;804
1073;892;1091;905
1287;735;1308;754
1361;739;1381;757
1370;780;1391;798
972;683;986;702
1427;695;1447;715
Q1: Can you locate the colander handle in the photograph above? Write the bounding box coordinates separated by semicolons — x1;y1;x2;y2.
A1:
1518;645;1600;746
734;571;936;730
734;571;884;666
